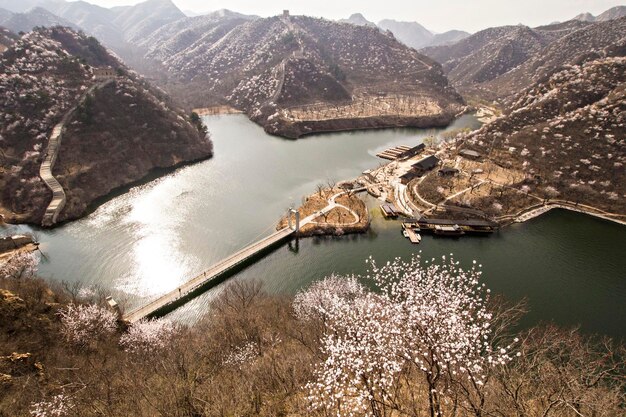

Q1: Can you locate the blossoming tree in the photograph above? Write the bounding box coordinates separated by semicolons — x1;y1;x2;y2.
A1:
294;255;517;417
58;304;117;348
119;318;178;354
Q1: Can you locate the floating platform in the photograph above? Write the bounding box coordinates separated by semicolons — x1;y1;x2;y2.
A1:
380;203;400;218
402;222;421;232
433;224;465;237
376;145;412;160
405;228;422;244
376;143;426;160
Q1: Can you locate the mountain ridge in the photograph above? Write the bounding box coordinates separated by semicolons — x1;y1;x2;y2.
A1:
0;26;212;224
151;14;465;137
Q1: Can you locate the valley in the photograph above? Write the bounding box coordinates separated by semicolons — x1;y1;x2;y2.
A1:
1;2;625;415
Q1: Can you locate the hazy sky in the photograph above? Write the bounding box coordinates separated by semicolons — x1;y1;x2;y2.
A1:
84;0;626;32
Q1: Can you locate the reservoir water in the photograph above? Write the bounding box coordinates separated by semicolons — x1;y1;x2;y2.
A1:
2;114;625;338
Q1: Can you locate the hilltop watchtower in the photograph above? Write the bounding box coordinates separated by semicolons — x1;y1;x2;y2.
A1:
283;10;290;18
93;67;116;80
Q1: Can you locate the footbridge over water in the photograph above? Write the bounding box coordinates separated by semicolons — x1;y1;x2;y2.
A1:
123;209;301;323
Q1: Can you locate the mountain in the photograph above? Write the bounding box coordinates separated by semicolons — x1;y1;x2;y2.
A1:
45;0;125;50
0;8;11;22
0;0;64;13
373;19;469;49
112;0;185;44
461;57;625;213
419;17;623;99
377;19;433;49
573;12;595;22
0;6;78;33
0;0;189;74
154;14;464;138
0;26;213;225
421;25;551;86
486;17;626;98
139;9;255;63
573;6;626;22
596;6;626;21
339;13;377;28
430;30;470;47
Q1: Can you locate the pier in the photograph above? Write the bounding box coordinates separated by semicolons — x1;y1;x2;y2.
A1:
123;226;297;323
123;189;370;323
376;143;426;160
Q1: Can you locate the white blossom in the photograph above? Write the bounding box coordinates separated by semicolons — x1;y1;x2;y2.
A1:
296;255;516;416
58;304;116;347
119;318;177;354
30;393;72;417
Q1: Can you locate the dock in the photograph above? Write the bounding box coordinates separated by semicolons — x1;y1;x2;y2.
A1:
380;203;400;218
377;145;412;160
376;143;426;161
405;228;421;244
123;227;295;323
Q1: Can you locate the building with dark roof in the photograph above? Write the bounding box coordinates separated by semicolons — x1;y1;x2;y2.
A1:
400;169;422;185
412;155;440;172
398;143;426;159
438;167;459;176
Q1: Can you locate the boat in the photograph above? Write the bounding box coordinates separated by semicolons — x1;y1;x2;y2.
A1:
403;230;409;238
433;224;465;237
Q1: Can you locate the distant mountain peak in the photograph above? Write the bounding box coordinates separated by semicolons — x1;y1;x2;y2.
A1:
339;13;376;27
377;19;433;49
574;12;595;22
572;6;626;23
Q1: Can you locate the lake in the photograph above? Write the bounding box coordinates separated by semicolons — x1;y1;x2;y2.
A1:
2;114;624;338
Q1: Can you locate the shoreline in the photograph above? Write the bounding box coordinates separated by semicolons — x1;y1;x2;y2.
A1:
263;112;456;139
193;106;243;116
1;153;214;229
502;202;626;227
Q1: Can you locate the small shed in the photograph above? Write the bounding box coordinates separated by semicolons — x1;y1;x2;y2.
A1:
438;167;459;177
460;149;481;160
